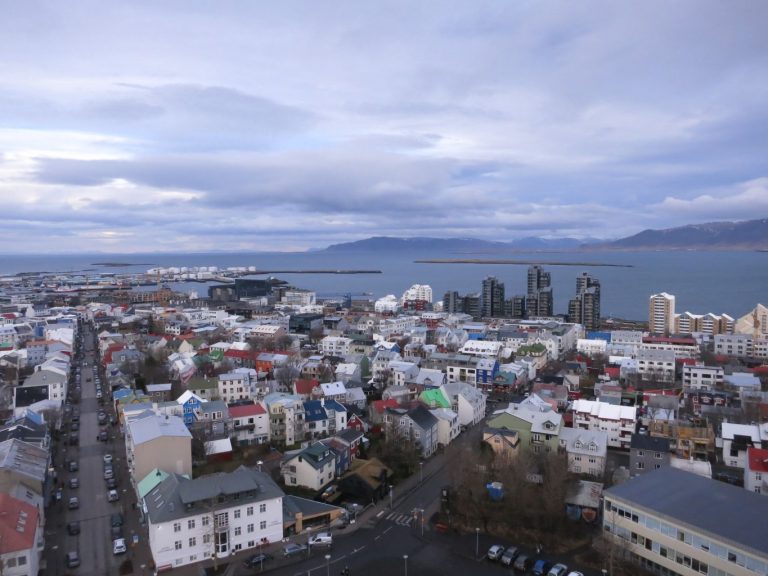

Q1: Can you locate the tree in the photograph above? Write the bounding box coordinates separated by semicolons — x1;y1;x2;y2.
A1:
376;428;421;480
275;359;302;392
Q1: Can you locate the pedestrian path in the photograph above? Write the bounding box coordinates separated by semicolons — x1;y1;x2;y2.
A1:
385;510;415;527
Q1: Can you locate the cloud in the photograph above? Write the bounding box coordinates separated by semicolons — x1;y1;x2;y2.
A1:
654;178;768;221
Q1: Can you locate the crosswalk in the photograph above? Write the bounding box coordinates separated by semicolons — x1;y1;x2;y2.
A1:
385;510;415;527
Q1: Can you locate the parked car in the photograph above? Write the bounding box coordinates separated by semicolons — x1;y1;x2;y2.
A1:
308;532;333;547
106;477;118;489
68;496;79;510
243;553;274;568
110;513;124;527
533;559;552;576
283;543;307;557
487;544;505;561
103;454;113;464
321;485;337;500
65;551;81;568
67;521;81;535
566;572;584;576
108;489;119;502
111;525;124;540
501;546;520;566
68;460;78;472
548;564;569;576
104;468;114;480
513;554;533;573
99;429;109;442
113;538;127;555
69;477;79;489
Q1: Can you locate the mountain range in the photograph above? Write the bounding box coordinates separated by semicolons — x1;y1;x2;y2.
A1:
322;218;768;252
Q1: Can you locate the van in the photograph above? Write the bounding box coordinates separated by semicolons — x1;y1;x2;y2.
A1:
308;532;333;547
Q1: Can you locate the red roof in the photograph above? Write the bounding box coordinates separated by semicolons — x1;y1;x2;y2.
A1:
228;403;267;418
747;447;768;473
371;399;400;414
752;365;768;375
224;349;252;359
294;379;319;395
0;494;38;554
643;336;697;345
604;367;620;379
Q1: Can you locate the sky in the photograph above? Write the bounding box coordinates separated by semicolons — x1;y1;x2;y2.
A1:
1;1;767;253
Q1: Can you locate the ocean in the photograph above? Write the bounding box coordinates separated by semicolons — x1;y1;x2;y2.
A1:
1;250;766;322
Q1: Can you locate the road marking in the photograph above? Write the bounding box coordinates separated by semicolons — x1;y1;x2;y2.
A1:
383;526;392;535
374;535;380;541
376;510;384;518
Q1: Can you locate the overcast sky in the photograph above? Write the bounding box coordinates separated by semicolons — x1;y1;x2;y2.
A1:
1;1;767;253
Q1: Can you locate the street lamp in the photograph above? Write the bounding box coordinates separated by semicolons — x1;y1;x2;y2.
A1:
389;484;393;509
419;461;423;483
257;460;263;472
325;554;331;576
403;554;408;576
475;527;480;558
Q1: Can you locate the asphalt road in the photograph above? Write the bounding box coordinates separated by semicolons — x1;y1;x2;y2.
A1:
43;324;132;576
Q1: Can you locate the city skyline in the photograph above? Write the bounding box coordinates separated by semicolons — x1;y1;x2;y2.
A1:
1;2;767;253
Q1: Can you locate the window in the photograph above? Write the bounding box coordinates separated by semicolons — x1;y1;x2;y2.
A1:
5;558;16;568
636;462;645;470
175;541;182;550
18;556;26;566
259;503;267;513
260;521;267;530
202;516;210;527
234;510;241;519
247;506;254;516
189;537;196;547
247;524;255;533
174;522;181;533
188;519;195;530
234;527;242;536
637;450;644;457
654;452;662;459
203;534;211;544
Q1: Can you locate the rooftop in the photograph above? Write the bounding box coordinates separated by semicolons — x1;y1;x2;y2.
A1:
606;467;768;559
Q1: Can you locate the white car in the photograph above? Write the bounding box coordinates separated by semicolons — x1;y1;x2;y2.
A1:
308;532;333;547
103;454;113;464
113;538;126;555
108;489;119;502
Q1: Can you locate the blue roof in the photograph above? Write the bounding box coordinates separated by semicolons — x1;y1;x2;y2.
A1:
323;400;346;412
303;401;328;422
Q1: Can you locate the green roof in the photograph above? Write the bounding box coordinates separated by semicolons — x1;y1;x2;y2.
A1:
187;376;218;390
419;389;450;409
137;468;170;499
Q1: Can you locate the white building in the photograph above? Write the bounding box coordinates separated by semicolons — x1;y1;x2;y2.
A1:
635;348;676;383
319;336;353;357
145;467;283;571
744;447;768;496
682;365;724;392
401;284;433;305
459;340;505;358
714;333;754;358
558;428;608;477
721;423;768;469
374;295;400;314
440;382;487;427
577;338;608;356
572;399;637;450
430;407;460;447
648;292;675;335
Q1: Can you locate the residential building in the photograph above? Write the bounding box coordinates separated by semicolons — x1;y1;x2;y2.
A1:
281;443;336;490
440;382;487;427
744;447;768;495
682;365;724;392
572;399;637;450
125;414;193;486
482;428;520;460
714;334;754;358
648;419;716;462
568;272;601;331
228;403;269;446
0;493;41;576
648;292;676;335
384;405;439;458
145;466;283;571
319;336;353;357
217;372;253;404
629;435;671;477
486;405;563;455
430;407;460;448
603;467;768;576
635;348;676;384
558;428;608;477
734;303;768;338
481;276;505;318
264;394;305;447
721;423;768;469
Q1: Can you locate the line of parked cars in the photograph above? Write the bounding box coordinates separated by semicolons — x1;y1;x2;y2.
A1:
487;545;582;576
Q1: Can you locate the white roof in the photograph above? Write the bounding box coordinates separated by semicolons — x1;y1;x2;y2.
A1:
205;437;233;455
572;399;636;421
320;381;346;396
559;427;608;457
128;414;191;445
721;422;761;442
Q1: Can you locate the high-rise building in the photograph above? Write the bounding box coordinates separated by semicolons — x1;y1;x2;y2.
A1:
481;276;505;318
526;266;553;317
648;292;676;335
505;295;526;318
442;291;481;319
443;291;460;314
569;272;601;330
